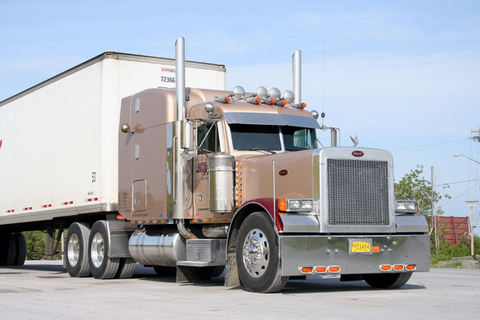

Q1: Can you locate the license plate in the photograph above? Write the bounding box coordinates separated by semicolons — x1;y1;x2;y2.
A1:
349;239;372;254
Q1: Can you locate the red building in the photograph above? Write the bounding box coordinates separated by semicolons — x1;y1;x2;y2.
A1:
434;216;470;246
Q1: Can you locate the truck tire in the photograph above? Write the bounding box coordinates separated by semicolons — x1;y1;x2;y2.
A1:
89;221;120;279
115;258;137;279
211;266;225;277
153;266;176;276
13;233;27;265
0;233;16;266
236;212;289;293
362;272;413;289
66;223;92;277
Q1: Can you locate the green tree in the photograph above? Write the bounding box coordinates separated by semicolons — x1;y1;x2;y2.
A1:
394;165;450;224
24;230;46;260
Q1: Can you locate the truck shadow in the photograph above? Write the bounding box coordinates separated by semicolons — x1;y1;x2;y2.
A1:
279;276;426;294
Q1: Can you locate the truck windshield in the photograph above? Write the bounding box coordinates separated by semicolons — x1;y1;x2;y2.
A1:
230;124;316;151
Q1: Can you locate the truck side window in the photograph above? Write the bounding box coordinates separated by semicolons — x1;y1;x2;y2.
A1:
197;123;219;153
283;126;317;151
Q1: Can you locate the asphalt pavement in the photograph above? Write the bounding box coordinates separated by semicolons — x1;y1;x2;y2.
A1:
1;261;479;320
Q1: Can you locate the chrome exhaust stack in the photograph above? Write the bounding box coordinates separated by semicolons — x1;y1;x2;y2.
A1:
175;37;186;122
292;50;301;106
173;37;186;220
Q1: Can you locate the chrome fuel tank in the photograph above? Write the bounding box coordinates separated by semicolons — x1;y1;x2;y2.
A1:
129;226;186;266
208;154;234;213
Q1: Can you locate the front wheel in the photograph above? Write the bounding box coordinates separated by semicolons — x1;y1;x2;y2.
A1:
236;212;289;293
362;272;412;289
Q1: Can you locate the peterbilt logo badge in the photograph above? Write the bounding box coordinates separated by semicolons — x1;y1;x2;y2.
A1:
279;169;288;176
352;151;364;157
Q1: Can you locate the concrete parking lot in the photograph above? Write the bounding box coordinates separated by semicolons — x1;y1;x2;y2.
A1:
1;261;479;320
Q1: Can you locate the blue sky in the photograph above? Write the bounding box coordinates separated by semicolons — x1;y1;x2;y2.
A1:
1;0;479;232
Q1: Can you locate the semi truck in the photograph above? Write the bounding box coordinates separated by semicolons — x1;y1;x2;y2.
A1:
0;38;430;293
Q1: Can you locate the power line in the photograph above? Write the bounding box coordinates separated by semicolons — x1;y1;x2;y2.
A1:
392;138;469;155
436;178;480;186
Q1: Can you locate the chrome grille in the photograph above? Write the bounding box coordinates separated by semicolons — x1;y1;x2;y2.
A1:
327;159;389;226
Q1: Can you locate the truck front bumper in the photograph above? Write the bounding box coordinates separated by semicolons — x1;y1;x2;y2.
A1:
279;234;430;276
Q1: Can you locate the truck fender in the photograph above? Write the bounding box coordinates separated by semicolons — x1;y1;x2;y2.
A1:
104;219;137;259
224;199;282;287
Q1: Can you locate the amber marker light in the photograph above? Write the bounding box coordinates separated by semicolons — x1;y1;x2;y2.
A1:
328;266;340;273
278;198;287;212
393;264;404;271
380;265;392;271
405;264;416;271
300;267;313;274
301;103;307;109
315;266;327;273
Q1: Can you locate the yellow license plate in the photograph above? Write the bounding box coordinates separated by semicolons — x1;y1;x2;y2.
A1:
350;240;372;254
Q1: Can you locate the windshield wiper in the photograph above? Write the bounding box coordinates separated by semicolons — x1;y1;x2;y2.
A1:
249;148;276;154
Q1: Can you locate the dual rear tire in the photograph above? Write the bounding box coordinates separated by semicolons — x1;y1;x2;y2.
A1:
0;233;27;266
65;221;136;279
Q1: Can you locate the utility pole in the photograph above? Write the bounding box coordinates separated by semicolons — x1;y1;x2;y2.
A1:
465;201;478;257
472;126;480;142
431;167;439;250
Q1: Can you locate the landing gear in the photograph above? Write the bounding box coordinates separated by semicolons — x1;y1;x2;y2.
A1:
236;212;289;293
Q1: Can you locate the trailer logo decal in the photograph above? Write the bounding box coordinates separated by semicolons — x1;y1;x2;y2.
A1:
0;139;2;149
352;151;364;157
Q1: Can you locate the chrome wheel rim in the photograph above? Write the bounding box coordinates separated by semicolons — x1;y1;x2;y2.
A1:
242;228;269;278
68;234;80;267
91;232;105;268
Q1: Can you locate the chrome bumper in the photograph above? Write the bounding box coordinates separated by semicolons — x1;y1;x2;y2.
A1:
280;234;430;276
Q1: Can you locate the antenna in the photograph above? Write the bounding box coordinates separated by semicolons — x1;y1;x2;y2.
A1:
322;37;325;114
185;14;188;60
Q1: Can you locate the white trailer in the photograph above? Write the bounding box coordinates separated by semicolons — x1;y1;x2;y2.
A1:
0;52;225;263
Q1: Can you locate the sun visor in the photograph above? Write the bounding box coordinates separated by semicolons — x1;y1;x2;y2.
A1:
223;112;320;129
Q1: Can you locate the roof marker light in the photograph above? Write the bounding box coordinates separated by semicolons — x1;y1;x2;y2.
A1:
269;87;281;100
283;90;294;103
256;86;268;99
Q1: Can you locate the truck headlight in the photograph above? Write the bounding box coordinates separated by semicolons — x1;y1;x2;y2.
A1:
395;200;418;214
278;198;314;213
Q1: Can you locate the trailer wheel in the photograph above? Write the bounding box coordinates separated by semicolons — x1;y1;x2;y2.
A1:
13;233;27;266
65;223;91;277
115;258;137;279
0;233;16;266
236;212;289;293
89;221;120;279
362;272;413;289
